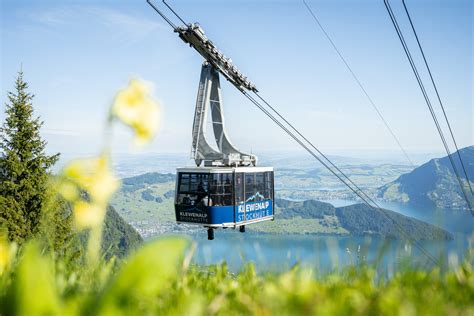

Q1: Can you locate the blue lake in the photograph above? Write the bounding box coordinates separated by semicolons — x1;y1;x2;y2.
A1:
182;200;474;273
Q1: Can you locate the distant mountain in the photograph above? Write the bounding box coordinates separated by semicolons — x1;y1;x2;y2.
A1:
250;199;452;240
378;146;474;210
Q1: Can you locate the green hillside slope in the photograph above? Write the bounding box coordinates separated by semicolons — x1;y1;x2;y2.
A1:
102;205;143;258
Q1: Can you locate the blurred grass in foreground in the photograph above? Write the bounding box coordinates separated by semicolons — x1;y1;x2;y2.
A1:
0;236;473;315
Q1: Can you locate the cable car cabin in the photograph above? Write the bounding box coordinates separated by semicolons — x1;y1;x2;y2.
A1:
175;167;274;239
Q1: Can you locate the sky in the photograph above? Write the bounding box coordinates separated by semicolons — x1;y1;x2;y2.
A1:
0;0;472;163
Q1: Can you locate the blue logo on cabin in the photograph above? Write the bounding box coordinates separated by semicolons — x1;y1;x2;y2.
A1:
245;192;265;203
237;199;273;222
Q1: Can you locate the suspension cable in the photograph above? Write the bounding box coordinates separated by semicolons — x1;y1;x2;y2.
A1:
163;0;188;25
401;0;474;198
146;0;177;30
384;0;473;215
242;90;439;266
254;92;377;207
302;0;415;167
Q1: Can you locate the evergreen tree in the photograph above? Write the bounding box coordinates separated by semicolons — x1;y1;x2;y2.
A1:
0;71;60;244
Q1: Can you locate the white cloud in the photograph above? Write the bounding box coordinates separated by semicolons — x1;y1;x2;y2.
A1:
30;5;166;44
89;7;167;44
33;7;71;26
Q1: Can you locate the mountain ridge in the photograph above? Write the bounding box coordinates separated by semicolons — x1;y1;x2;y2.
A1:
249;199;452;240
378;146;474;210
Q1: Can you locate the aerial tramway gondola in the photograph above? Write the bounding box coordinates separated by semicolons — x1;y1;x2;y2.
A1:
173;63;275;240
175;166;274;240
172;59;275;240
145;1;275;239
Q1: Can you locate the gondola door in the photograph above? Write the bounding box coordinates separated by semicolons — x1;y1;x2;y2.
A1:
235;170;274;225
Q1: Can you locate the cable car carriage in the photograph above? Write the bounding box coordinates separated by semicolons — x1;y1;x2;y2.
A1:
175;167;274;239
174;62;275;239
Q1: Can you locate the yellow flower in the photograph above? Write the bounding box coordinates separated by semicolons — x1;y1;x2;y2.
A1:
61;153;120;205
110;79;160;145
0;236;16;275
55;179;79;202
57;153;120;230
73;201;105;229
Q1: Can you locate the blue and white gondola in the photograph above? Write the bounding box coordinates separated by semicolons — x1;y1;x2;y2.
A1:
174;166;274;239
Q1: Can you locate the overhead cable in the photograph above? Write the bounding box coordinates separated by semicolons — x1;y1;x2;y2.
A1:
243;90;439;266
302;0;415;167
384;0;473;215
401;0;474;198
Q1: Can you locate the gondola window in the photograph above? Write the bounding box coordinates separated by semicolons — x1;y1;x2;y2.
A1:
177;173;210;206
210;173;233;206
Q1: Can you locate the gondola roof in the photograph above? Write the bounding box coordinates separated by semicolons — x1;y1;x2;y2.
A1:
176;166;274;173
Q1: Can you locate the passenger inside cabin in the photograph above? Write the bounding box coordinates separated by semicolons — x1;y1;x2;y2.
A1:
200;195;212;206
197;181;205;195
196;180;212;206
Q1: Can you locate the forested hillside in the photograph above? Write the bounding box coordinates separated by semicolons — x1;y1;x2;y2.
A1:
335;204;451;240
102;205;143;258
250;199;452;240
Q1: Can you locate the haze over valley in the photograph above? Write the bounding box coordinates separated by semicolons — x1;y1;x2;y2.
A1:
107;147;474;241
